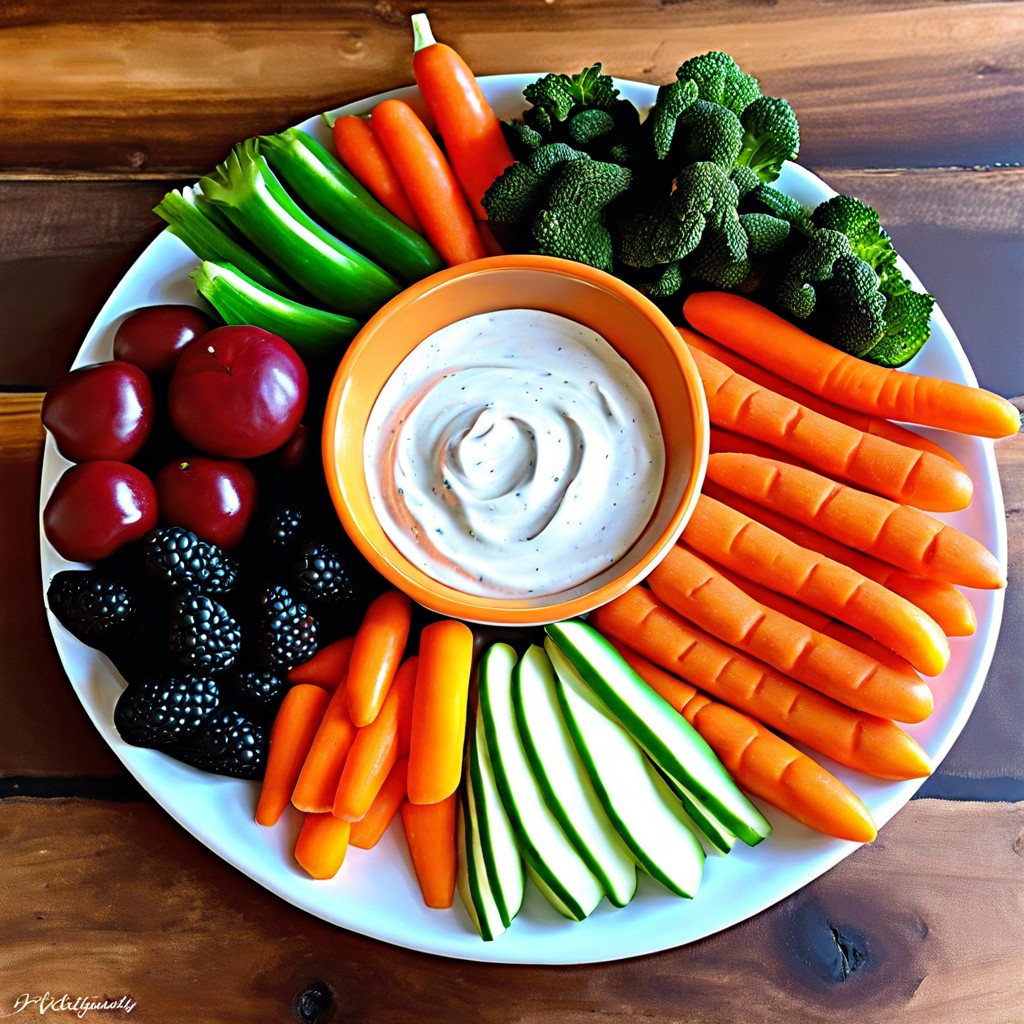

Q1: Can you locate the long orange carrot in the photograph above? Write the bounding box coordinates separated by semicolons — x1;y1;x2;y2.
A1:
407;620;474;805
287;636;354;690
333;657;417;822
702;478;977;637
402;794;458;908
291;681;357;814
698;548;924;677
683;292;1021;438
411;13;516;220
683;493;951;676
294;813;351;879
648;545;934;723
371;99;488;266
611;641;877;843
709;426;803;466
706;452;1005;590
349;757;409;850
680;326;965;468
332;115;424;232
689;344;972;512
346;589;412;728
590;587;932;780
256;684;330;827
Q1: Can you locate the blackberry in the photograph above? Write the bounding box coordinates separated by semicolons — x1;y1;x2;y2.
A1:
114;673;220;749
222;668;288;722
169;593;241;674
268;507;305;549
292;542;360;607
174;708;267;779
254;585;318;668
144;526;238;593
47;570;136;646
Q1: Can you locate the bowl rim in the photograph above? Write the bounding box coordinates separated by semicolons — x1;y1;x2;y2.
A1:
321;253;709;625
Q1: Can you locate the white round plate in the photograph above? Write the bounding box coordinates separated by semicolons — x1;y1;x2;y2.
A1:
39;75;1008;964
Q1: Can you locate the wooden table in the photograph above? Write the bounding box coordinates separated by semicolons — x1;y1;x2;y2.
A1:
2;2;1022;1020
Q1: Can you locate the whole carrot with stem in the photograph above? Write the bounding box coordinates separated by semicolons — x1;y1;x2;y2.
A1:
294;813;351;879
402;793;458;909
683;492;951;676
706;452;1006;590
349;757;409;850
256;684;330;827
346;589;412;727
702;478;977;637
407;619;474;805
648;545;934;723
689;344;972;512
411;12;516;220
331;115;424;232
683;291;1021;438
590;586;932;781
610;641;877;843
333;657;418;822
680;326;964;468
371;99;488;266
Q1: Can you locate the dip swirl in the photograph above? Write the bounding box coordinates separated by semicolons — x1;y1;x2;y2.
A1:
364;309;665;597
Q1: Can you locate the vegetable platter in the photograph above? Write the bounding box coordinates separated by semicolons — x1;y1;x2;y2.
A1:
39;71;1008;964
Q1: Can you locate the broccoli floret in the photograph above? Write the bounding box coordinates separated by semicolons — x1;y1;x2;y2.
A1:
672;100;744;170
647;260;685;298
736;96;800;183
531;159;633;271
810;195;899;287
744;182;811;232
730;165;762;200
740;212;791;255
676;51;761;116
502;120;544;157
869;289;936;367
482;143;586;224
774;228;857;319
686;216;752;289
523;64;620;124
647;78;699;160
567;108;616;146
617;161;738;268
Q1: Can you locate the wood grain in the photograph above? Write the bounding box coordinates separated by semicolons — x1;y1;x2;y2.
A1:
0;796;1020;1022
1;0;1022;173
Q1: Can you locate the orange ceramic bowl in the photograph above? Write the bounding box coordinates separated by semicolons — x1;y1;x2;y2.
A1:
322;254;708;626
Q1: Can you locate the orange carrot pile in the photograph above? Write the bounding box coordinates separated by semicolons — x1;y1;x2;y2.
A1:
683;292;1021;438
590;586;932;781
706;453;1006;590
291;680;357;814
688;343;973;512
647;545;934;723
682;492;951;676
612;642;877;843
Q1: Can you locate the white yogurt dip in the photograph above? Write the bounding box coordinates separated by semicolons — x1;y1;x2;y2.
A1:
364;309;665;597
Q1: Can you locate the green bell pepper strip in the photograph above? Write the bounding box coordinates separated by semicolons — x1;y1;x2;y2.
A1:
260;128;444;283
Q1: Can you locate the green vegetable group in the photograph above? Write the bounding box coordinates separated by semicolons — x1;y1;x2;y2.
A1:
484;53;935;366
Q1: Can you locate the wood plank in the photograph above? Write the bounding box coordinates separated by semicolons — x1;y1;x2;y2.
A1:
0;796;1020;1021
2;166;1021;392
0;1;1021;173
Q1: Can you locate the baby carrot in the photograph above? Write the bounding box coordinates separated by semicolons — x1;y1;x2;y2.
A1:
407;620;474;805
349;757;409;850
683;292;1021;439
648;546;934;723
702;478;977;637
294;813;351;880
332;115;424;232
402;793;458;909
411;12;516;219
683;493;951;676
590;587;932;781
255;683;330;827
346;589;412;728
291;681;357;814
611;641;877;843
370;99;488;265
680;326;964;469
333;658;417;822
689;344;972;512
706;453;1006;590
287;636;354;690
